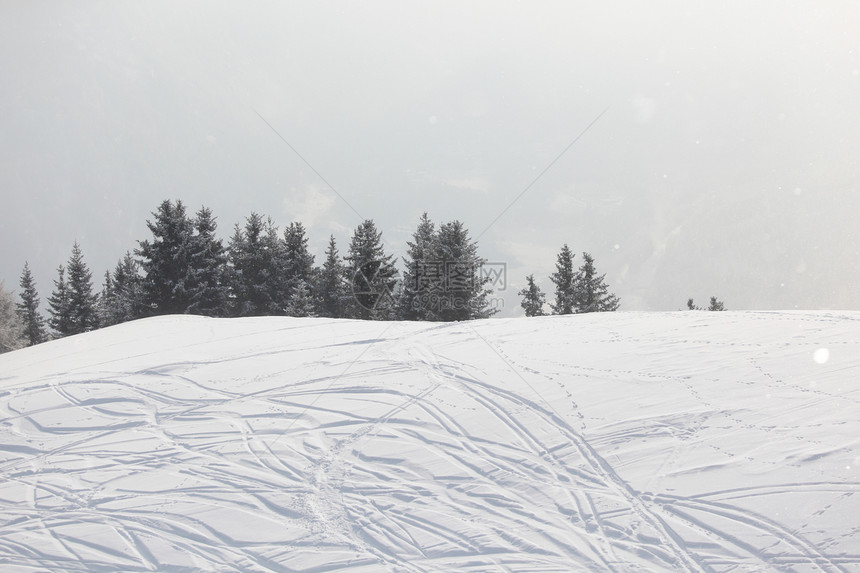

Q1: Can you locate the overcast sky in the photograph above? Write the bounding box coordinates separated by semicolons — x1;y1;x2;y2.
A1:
1;1;858;316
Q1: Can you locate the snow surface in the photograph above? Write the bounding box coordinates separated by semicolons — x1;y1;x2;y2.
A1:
0;311;858;572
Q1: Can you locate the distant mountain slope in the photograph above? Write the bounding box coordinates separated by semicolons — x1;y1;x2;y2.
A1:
1;312;858;572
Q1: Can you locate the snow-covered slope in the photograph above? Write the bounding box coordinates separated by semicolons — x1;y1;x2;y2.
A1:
0;312;858;572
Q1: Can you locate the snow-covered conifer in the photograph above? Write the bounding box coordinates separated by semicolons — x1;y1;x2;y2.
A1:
99;270;116;327
110;253;144;324
186;207;230;317
549;244;576;315
282;222;316;311
399;213;440;321
315;235;348;318
344;220;398;320
228;213;284;316
65;242;100;333
519;274;546;317
136;200;195;315
572;252;619;313
0;282;25;354
435;220;496;321
16;262;47;345
47;266;70;337
284;278;316;317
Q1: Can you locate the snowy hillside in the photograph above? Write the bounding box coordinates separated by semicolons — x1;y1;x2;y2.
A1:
0;312;858;572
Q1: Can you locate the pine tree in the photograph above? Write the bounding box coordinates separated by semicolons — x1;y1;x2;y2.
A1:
99;270;116;327
572;252;619;313
47;266;71;337
315;235;348;318
0;282;25;354
399;213;440;321
186;207;230;317
228;213;284;316
549;244;576;315
282;222;316;311
284;278;316;317
344;220;398;320
48;244;98;336
519;274;546;317
435;220;496;321
687;297;726;311
65;242;99;333
121;254;143;322
16;262;47;346
136;199;195;315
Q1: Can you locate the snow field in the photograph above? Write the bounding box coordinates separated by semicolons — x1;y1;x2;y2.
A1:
0;311;858;572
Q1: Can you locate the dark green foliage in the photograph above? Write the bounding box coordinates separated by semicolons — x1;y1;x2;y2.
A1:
47;266;70;336
519;274;546;317
228;213;285;317
549;244;576;315
17;262;47;346
114;253;144;323
573;252;619;313
49;243;98;336
66;242;100;333
186;207;230;317
100;253;144;326
399;213;440;321
435;220;497;321
344;220;398;320
99;270;115;326
315;235;348;318
284;278;316;317
282;222;317;314
136;200;195;316
687;297;726;311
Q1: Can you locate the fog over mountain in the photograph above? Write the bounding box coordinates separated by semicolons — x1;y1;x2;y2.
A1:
1;2;858;314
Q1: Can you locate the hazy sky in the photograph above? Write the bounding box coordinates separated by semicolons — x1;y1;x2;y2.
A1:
2;1;858;315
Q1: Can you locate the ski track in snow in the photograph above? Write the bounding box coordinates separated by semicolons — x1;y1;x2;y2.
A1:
0;312;858;572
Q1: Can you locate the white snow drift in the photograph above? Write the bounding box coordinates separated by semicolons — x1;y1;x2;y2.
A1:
0;311;858;572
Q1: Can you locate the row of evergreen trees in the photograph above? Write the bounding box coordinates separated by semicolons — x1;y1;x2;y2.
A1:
9;200;503;345
518;245;620;316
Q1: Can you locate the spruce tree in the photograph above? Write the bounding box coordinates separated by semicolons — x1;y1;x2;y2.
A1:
344;220;398;320
186;207;230;317
282;222;316;312
687;297;726;311
572;252;619;313
0;283;25;354
16;262;47;346
110;253;144;324
549;244;576;315
65;242;99;333
47;265;71;337
399;213;440;321
284;278;316;317
435;220;496;321
99;270;116;327
518;274;546;317
48;244;98;336
315;235;348;318
228;213;284;316
136;199;195;315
